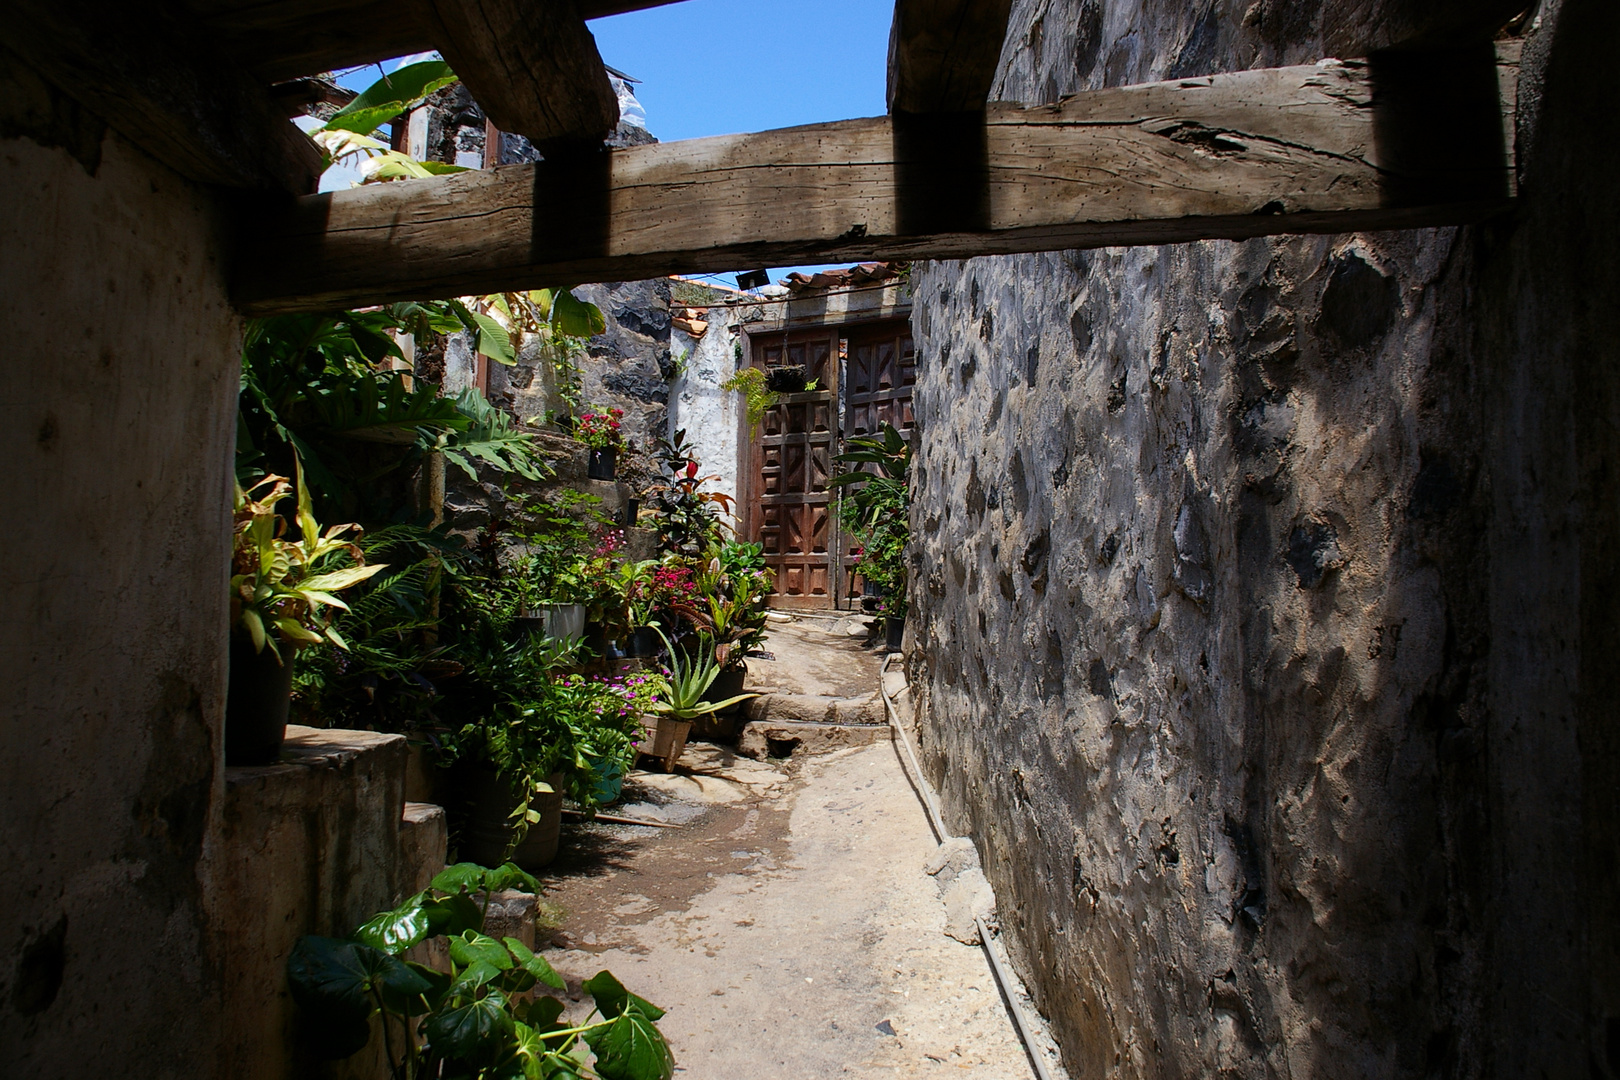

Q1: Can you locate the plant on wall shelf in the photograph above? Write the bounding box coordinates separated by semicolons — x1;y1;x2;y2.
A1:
232;460;387;660
720;366;778;438
574;408;625;451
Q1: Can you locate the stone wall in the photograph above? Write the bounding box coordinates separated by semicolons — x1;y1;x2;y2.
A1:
0;66;238;1077
907;1;1620;1076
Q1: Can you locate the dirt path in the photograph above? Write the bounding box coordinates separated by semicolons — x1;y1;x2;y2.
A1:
537;741;1030;1078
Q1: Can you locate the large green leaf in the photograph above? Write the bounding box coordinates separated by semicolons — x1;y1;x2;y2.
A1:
423;891;485;938
467;310;517;365
581;970;665;1022
424;987;514;1060
286;937;375;1059
550;289;606;339
432;862;492;895
484;862;544;895
451;930;514;972
504;937;566;990
588;1007;674;1080
323;61;460;135
353;892;433;955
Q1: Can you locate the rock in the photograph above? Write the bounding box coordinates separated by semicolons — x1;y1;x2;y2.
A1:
941;869;997;946
736;720;889;760
479;890;537;951
925;836;981;888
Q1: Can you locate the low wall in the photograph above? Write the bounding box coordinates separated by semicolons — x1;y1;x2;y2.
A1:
219;727;445;1080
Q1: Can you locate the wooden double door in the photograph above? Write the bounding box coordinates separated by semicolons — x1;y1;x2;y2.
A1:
744;320;915;609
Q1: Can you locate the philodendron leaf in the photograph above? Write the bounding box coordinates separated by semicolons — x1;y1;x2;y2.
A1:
286;936;375;1060
353;892;433;955
504;937;566;990
424;987;513;1060
582;970;666;1021
423;891;484;937
484;862;543;895
588;1006;675;1080
432;862;490;895
450;930;514;972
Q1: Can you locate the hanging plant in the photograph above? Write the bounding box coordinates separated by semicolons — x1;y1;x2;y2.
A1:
721;366;778;438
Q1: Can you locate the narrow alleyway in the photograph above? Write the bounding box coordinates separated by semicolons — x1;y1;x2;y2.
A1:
535;620;1034;1078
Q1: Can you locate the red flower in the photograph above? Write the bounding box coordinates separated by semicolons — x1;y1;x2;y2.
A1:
685;461;698;478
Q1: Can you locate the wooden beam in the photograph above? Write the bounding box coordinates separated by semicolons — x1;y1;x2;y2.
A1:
421;0;619;149
4;0;320;193
887;0;1014;113
200;0;691;84
234;48;1518;315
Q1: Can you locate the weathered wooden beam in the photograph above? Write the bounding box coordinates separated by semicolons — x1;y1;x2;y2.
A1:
200;0;690;84
234;48;1518;315
4;0;321;192
421;0;619;149
887;0;1014;113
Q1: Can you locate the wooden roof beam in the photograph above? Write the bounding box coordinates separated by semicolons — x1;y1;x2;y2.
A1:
887;0;1014;114
422;1;619;150
4;0;321;193
233;46;1519;315
201;0;691;84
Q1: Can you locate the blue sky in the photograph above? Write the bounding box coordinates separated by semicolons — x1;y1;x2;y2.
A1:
326;1;892;287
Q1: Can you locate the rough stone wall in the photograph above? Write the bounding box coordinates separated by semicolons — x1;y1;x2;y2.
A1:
0;81;238;1076
907;1;1620;1076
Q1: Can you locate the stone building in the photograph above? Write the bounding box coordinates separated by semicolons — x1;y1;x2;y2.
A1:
905;1;1620;1077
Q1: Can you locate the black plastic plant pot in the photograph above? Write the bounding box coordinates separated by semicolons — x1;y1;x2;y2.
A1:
703;663;747;707
622;497;640;528
884;616;906;653
766;365;808;393
587;446;618;480
225;632;295;766
582;621;609;658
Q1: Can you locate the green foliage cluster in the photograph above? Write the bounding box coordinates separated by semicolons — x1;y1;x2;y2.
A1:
831;424;912;617
288;862;673;1079
719;367;778;438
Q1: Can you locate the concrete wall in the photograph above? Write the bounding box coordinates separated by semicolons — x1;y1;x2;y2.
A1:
907;0;1620;1076
0;69;238;1076
220;728;445;1080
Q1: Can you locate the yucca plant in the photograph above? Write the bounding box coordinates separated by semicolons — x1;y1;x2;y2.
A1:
647;628;756;721
231;458;387;662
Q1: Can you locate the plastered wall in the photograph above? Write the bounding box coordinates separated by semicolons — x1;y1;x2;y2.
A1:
0;69;239;1076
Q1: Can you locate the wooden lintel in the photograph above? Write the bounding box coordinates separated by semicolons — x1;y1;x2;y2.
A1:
203;0;690;84
233;48;1519;315
888;0;1015;114
5;0;321;193
423;1;619;148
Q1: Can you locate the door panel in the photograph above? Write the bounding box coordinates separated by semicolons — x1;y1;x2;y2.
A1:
745;320;914;610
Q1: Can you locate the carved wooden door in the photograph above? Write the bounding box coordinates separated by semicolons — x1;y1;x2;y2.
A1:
837;322;916;601
745;320;915;609
748;330;839;608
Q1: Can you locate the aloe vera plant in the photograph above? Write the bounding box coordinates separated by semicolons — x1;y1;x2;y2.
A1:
647;628;757;721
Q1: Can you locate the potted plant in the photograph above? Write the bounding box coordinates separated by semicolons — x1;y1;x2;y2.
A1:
607;559;663;657
228;464;385;765
831;423;912;658
639;629;756;771
577;406;625;479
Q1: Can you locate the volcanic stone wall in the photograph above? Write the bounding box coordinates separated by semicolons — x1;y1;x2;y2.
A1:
906;1;1620;1076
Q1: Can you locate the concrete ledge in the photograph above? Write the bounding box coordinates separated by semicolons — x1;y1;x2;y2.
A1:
220;726;446;1080
738;720;890;760
744;692;885;725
